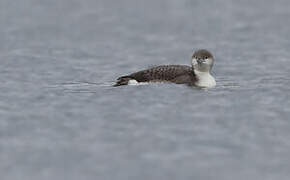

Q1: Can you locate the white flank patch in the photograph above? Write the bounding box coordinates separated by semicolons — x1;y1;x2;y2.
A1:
128;79;139;85
128;80;149;86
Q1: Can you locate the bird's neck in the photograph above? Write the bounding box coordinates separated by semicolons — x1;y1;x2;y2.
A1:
194;70;216;88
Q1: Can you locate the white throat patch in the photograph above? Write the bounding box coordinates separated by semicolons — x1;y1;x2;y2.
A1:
194;70;216;88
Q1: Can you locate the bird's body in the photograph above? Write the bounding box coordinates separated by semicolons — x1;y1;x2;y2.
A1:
114;49;216;88
115;65;196;86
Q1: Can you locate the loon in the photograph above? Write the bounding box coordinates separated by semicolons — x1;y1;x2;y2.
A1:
114;49;216;88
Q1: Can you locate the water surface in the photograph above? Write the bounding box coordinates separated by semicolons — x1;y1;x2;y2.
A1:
1;0;290;180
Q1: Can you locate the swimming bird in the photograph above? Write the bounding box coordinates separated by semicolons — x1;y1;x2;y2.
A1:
114;49;216;88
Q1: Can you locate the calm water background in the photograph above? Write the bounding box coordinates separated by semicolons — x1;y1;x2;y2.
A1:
1;0;290;179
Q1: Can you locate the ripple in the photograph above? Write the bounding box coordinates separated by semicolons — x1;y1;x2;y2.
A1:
47;81;116;93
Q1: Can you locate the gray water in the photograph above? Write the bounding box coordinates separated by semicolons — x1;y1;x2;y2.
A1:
1;0;290;179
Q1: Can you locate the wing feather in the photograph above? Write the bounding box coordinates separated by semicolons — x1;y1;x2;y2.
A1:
129;65;196;84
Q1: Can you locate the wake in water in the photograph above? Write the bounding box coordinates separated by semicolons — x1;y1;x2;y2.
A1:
48;78;239;93
47;81;116;93
214;74;290;92
46;74;290;94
